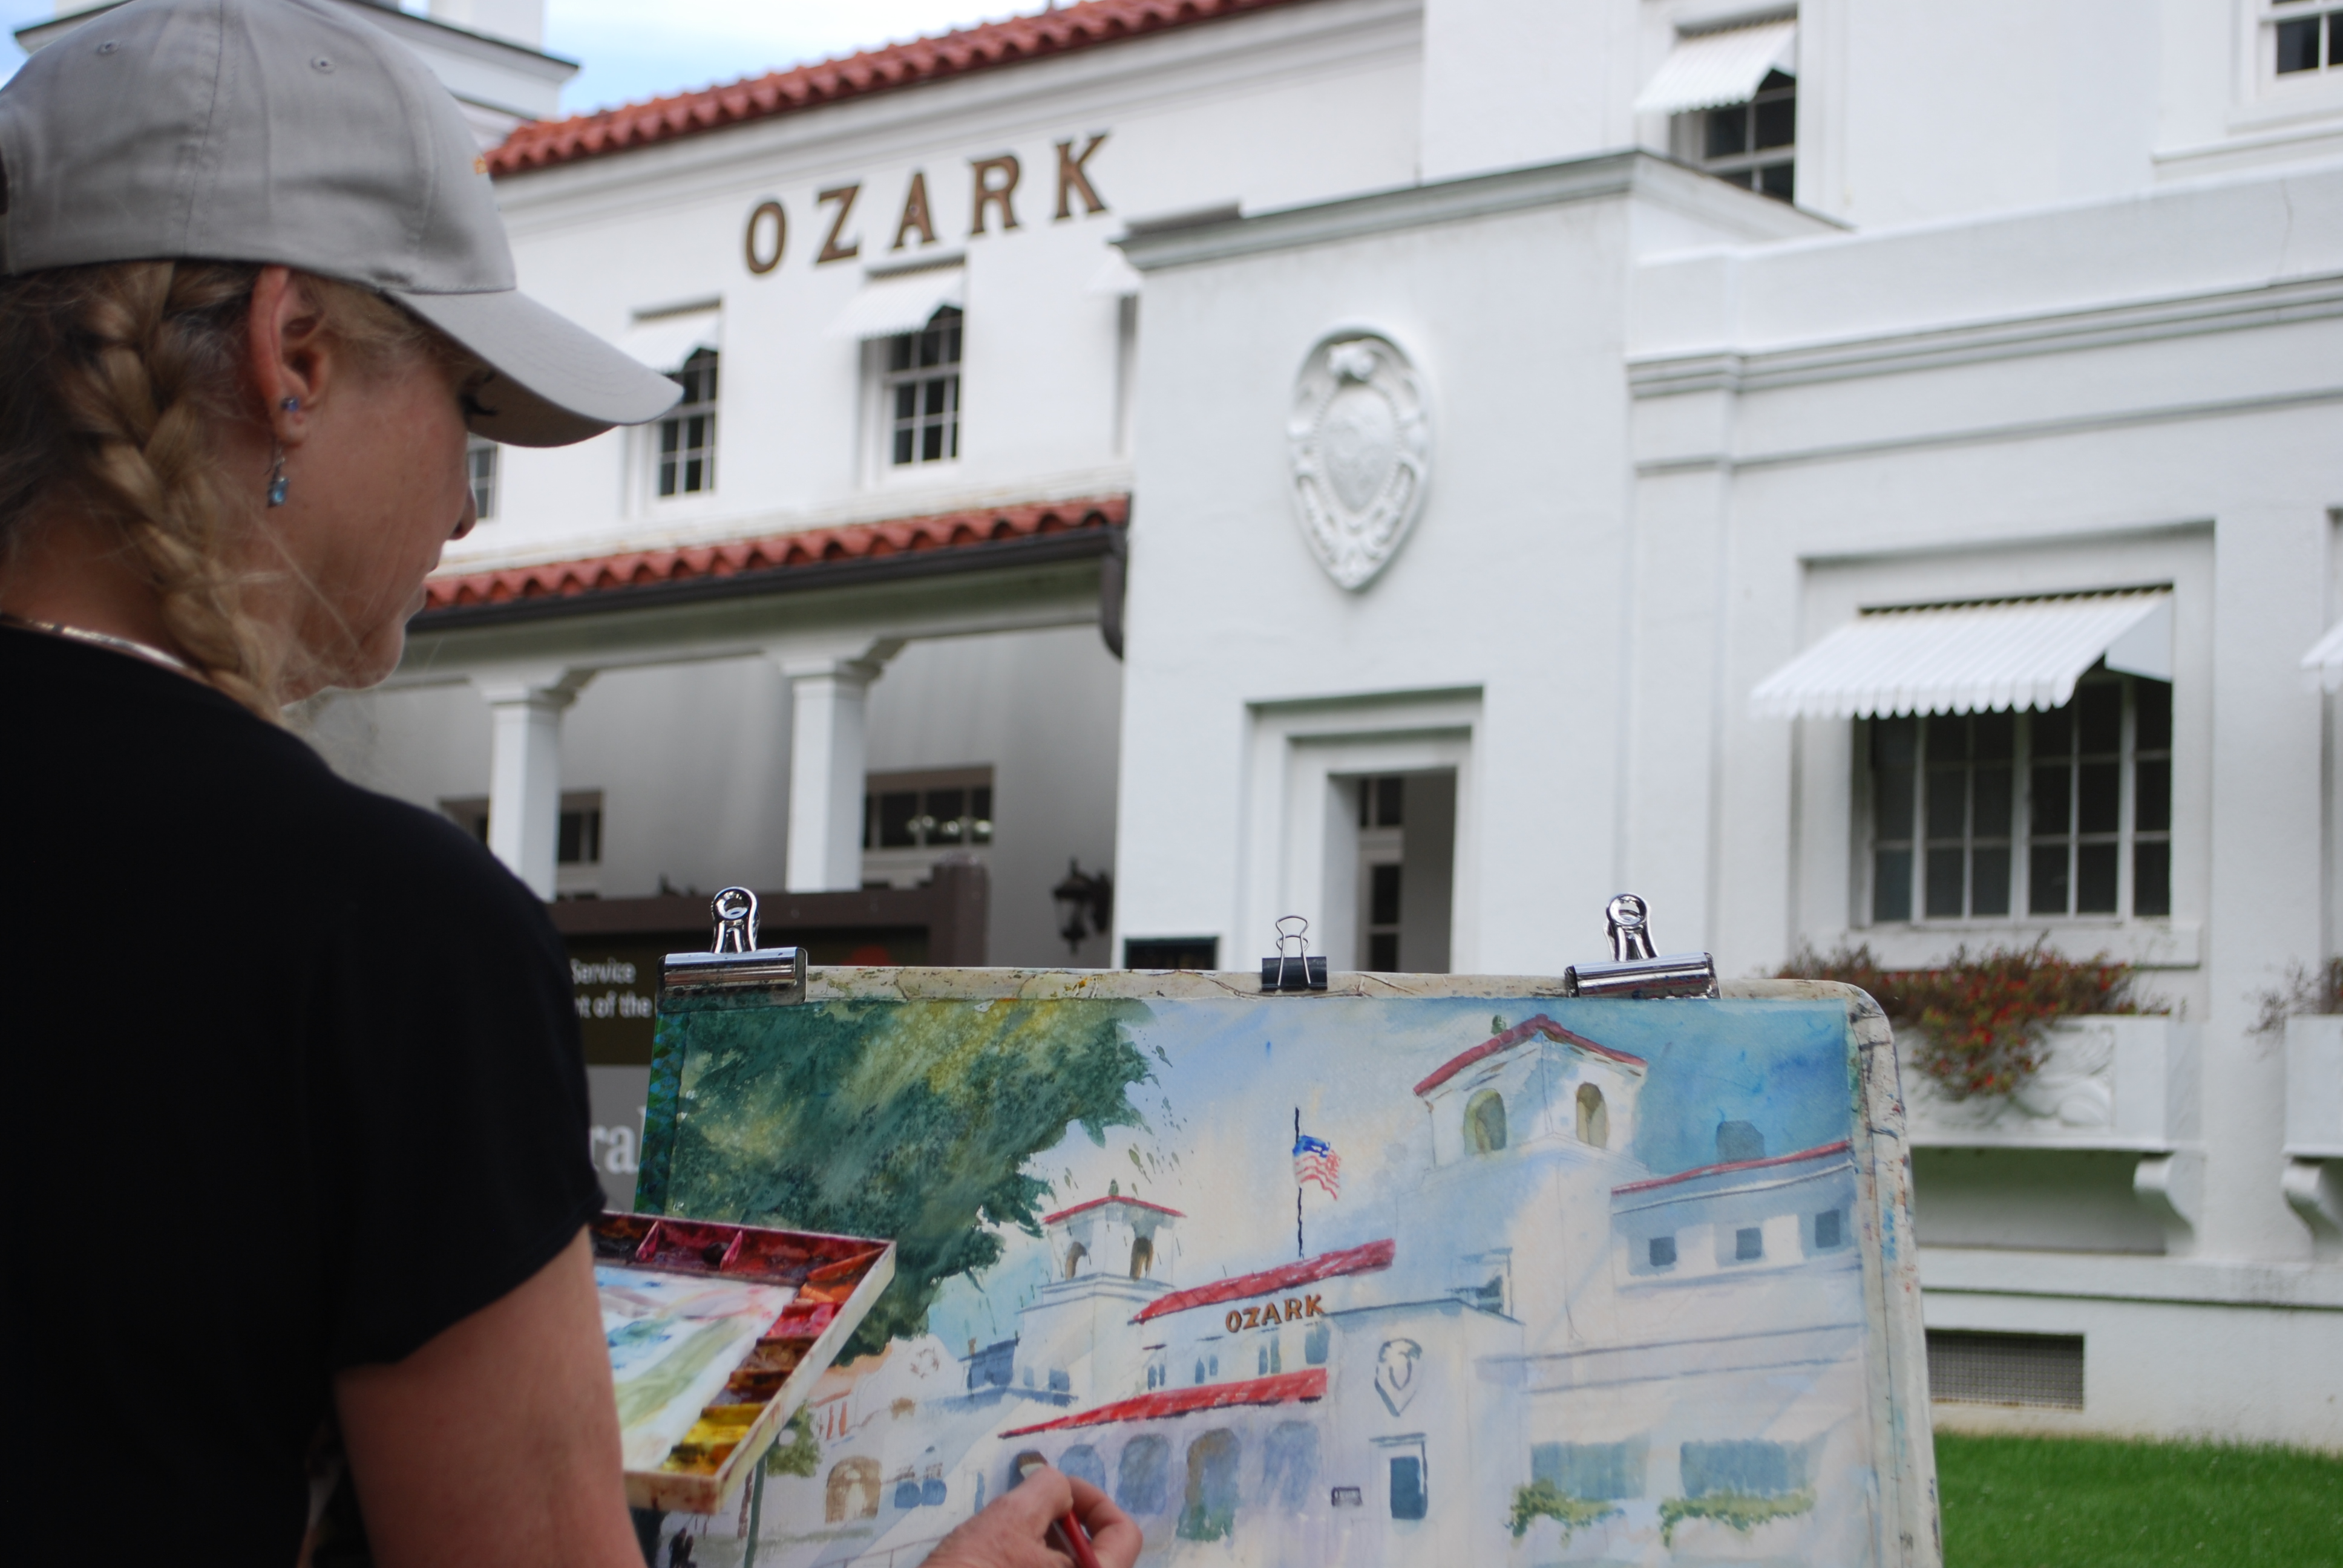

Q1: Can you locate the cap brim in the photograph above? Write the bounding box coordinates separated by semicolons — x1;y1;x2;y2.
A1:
395;287;681;448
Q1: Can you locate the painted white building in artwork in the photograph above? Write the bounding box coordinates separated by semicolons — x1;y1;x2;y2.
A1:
715;1014;1879;1567
20;0;2342;1444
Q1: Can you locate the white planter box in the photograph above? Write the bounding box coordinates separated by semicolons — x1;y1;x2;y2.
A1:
1901;1014;2199;1152
2284;1015;2343;1160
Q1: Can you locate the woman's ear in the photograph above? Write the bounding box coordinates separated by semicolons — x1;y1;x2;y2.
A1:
246;266;333;449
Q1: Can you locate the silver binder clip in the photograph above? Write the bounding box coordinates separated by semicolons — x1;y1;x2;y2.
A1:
1563;894;1718;999
658;886;808;1002
1260;915;1329;993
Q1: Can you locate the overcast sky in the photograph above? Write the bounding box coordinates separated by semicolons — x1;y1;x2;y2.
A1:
2;2;1040;111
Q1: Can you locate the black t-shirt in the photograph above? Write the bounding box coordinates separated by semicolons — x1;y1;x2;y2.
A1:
2;624;605;1561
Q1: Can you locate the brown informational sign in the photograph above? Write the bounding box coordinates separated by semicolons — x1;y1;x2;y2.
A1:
570;941;663;1210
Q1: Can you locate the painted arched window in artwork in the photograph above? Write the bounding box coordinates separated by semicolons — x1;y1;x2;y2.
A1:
1178;1429;1242;1541
1117;1435;1171;1515
826;1457;882;1522
1130;1235;1154;1278
1467;1089;1507;1154
1262;1421;1321;1511
1060;1445;1107;1491
1065;1241;1087;1279
1576;1083;1609;1148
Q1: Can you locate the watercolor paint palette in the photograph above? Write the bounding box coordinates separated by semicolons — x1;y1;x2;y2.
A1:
590;1210;894;1514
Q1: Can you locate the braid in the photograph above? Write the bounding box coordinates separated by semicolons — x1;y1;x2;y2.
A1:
0;262;451;719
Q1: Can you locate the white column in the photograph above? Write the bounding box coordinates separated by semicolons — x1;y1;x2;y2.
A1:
479;678;580;900
784;658;883;892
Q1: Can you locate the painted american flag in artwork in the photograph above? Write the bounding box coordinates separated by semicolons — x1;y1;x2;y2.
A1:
1293;1131;1342;1198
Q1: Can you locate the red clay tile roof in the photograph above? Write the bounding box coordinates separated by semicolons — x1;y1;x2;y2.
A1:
1132;1239;1394;1323
1041;1195;1187;1226
490;0;1318;175
1611;1140;1853;1197
422;495;1125;612
999;1368;1327;1437
1412;1014;1647;1099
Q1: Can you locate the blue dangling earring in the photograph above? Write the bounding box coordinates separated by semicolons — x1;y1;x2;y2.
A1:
267;397;297;508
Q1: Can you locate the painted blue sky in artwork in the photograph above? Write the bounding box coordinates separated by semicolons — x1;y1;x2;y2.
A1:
920;995;1853;1353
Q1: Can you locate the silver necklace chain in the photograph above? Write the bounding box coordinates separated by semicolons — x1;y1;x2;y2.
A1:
0;610;198;677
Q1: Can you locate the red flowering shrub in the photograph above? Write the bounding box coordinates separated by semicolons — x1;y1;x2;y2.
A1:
1778;942;2148;1099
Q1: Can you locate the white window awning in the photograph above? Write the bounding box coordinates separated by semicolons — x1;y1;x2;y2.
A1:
825;264;966;341
621;310;719;373
1088;250;1143;297
1751;593;2174;720
1633;19;1797;116
2302;622;2343;692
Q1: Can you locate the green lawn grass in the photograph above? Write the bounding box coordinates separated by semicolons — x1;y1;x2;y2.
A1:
1935;1432;2343;1568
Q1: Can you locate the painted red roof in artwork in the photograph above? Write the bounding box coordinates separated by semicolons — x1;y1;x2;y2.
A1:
1131;1240;1395;1324
421;496;1124;612
1041;1195;1188;1226
1611;1140;1854;1197
1411;1014;1647;1099
999;1368;1328;1437
488;0;1317;175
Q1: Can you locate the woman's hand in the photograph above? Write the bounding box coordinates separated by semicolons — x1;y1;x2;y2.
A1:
924;1466;1142;1568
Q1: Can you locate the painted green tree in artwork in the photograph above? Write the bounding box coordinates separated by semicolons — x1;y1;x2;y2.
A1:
663;998;1154;1355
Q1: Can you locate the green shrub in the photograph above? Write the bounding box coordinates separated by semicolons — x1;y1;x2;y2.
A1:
1657;1488;1815;1546
1506;1479;1620;1541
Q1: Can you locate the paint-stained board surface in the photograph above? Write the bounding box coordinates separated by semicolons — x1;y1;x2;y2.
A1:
636;972;1936;1567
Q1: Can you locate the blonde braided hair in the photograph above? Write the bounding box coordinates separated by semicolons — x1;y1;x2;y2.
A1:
0;261;451;719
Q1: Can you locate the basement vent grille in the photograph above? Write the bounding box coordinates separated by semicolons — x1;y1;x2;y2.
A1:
1927;1330;2085;1409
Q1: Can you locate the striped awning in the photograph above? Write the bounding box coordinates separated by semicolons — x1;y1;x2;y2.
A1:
1751;593;2174;720
1633;20;1797;117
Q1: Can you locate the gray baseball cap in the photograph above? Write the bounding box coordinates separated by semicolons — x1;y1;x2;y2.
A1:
0;0;678;446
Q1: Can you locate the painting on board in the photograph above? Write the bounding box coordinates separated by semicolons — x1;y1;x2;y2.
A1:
634;979;1928;1567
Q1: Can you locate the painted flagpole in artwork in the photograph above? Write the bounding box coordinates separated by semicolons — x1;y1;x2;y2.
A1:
1293;1109;1341;1256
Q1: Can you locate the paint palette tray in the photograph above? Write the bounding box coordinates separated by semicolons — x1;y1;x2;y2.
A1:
592;1210;894;1514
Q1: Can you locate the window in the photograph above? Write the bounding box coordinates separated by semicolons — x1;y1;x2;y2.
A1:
1304;1320;1331;1365
1680;1440;1806;1498
2274;2;2341;76
1466;1090;1507;1154
1059;1446;1107;1491
1130;1235;1153;1278
1576;1083;1608;1148
658;348;717;496
1648;1234;1677;1269
558;796;602;866
1124;936;1217;970
1532;1441;1645;1501
1116;1436;1170;1515
1869;673;2172;923
1178;1430;1241;1542
1733;1225;1765;1261
886;305;962;465
1256;1336;1282;1376
1383;1441;1429;1521
1359;774;1404;970
865;773;994;851
1697;69;1795;201
466;436;497;521
1064;1241;1087;1279
1812;1208;1845;1250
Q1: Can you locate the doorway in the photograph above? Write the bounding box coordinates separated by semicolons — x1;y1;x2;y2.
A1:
1350;771;1455;972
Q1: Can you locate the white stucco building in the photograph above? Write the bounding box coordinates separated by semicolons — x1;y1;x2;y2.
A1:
23;0;2341;1445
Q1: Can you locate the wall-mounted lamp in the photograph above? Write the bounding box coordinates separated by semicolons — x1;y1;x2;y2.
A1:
1051;859;1114;954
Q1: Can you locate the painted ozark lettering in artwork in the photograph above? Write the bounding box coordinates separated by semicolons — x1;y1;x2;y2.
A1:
635;993;1894;1566
1226;1295;1324;1333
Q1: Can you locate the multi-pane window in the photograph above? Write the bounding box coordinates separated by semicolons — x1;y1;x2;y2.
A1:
2275;2;2341;75
657;348;717;497
1869;673;2172;923
466;436;498;521
1358;775;1404;970
886;307;962;466
1699;69;1795;201
864;780;994;850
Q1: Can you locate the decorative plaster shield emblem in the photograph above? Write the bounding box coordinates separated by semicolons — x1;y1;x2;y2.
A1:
1373;1337;1423;1415
1287;334;1430;590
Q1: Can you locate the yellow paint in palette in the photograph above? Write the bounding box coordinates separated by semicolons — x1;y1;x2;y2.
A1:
587;1212;896;1514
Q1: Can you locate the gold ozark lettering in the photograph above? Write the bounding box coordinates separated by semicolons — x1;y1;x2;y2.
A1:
1223;1295;1325;1334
